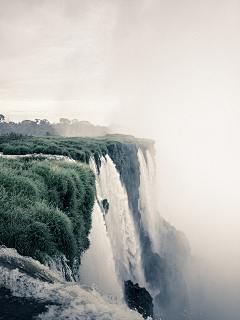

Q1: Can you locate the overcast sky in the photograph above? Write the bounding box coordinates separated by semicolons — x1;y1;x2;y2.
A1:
1;0;240;276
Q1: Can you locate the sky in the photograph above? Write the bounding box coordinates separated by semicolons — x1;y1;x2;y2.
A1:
1;0;240;277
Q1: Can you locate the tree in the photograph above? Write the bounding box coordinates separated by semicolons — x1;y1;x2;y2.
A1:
40;119;50;126
59;118;71;125
0;114;5;123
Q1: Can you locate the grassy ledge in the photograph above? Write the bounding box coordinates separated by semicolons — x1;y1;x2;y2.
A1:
0;134;155;266
0;157;95;266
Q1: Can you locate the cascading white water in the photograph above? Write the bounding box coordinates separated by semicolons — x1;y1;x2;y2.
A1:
0;246;147;320
138;149;160;253
0;152;157;319
81;155;145;295
98;155;145;287
80;158;122;298
44;254;75;282
80;202;122;298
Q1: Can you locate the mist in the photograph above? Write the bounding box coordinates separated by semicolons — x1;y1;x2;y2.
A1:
0;0;240;318
110;112;240;319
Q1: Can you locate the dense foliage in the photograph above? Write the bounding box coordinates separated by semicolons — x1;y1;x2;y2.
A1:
0;133;154;267
0;157;95;265
0;133;154;173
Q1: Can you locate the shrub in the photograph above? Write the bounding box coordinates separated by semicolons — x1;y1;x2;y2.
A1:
0;134;154;267
0;206;55;262
31;202;77;264
0;157;96;266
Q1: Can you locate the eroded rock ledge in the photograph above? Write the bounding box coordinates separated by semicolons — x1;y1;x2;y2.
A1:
124;280;154;319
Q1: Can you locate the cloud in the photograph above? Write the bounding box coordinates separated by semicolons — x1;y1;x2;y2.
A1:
0;0;118;103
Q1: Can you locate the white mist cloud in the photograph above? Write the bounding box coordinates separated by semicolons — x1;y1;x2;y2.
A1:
0;0;118;116
0;0;239;297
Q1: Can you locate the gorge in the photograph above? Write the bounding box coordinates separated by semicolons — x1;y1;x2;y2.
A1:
0;134;233;320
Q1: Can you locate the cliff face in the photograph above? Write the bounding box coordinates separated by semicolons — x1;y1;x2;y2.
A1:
0;134;152;265
0;134;192;319
104;138;191;319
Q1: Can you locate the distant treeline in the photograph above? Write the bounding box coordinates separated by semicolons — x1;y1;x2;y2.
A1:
0;115;108;137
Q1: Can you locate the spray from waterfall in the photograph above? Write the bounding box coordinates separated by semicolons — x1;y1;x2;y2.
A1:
80;158;122;298
0;151;155;319
138;149;160;253
0;246;146;320
81;155;145;295
99;155;145;287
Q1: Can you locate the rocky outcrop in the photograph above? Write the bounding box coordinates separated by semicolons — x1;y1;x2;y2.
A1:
101;199;109;214
124;280;153;319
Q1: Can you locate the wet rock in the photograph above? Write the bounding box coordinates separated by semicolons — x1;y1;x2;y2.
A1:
101;199;109;213
124;280;154;319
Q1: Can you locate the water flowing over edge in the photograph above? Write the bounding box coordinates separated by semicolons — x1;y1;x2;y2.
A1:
0;150;158;319
0;246;149;320
138;149;160;254
80;155;146;295
80;157;122;298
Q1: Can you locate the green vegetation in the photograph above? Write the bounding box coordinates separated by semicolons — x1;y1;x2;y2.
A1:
0;134;154;210
0;133;153;168
0;157;95;265
0;133;154;266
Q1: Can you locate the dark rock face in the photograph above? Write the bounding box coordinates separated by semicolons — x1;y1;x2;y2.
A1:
124;280;154;319
140;226;190;319
102;198;109;213
107;143;192;319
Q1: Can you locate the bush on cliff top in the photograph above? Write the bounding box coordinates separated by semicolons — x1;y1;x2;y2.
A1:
0;157;95;265
0;134;153;167
0;134;154;264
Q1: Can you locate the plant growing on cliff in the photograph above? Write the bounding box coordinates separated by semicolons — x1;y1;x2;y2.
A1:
0;157;95;265
0;134;154;266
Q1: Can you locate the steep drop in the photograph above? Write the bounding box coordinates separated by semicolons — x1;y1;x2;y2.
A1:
99;155;145;287
138;149;160;254
0;247;146;320
81;155;145;295
80;158;122;298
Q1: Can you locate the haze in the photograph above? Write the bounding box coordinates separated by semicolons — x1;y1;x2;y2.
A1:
1;0;240;311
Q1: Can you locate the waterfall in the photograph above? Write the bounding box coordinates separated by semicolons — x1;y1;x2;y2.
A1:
0;246;146;320
80;202;122;297
0;152;149;319
99;155;145;287
138;149;160;253
2;144;235;320
80;155;145;296
80;158;122;298
0;150;159;319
